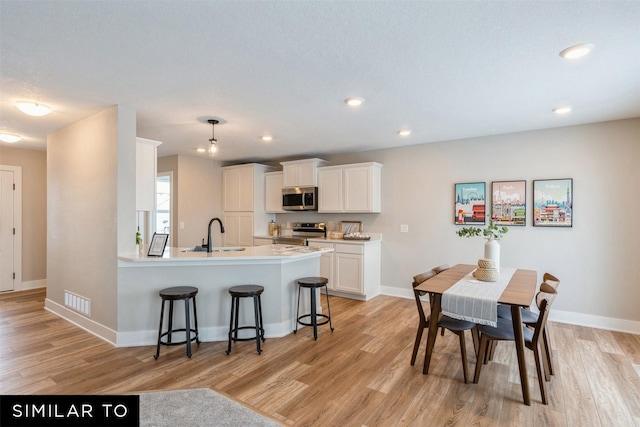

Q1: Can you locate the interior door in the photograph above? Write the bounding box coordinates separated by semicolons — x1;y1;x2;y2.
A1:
0;170;14;291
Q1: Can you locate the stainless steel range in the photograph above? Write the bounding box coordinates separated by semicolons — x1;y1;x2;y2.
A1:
273;222;326;246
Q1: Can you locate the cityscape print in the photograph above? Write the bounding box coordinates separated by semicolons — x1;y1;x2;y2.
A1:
533;178;573;227
455;182;486;224
492;180;526;226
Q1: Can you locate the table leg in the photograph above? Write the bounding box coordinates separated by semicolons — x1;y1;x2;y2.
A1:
511;305;531;405
422;293;441;374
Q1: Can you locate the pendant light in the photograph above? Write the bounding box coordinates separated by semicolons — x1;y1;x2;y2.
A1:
208;119;219;157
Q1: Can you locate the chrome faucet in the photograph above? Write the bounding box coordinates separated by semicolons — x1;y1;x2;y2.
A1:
206;217;225;252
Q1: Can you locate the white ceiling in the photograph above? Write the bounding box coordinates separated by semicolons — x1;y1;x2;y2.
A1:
1;1;639;163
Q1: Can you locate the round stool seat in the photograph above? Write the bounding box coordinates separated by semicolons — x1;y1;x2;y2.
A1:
229;284;264;297
159;286;198;300
297;277;328;288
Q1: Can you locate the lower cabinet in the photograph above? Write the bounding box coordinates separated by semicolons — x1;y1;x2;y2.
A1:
309;240;381;300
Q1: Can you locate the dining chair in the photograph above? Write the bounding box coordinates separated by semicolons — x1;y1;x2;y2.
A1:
496;273;560;378
411;269;479;383
474;290;557;404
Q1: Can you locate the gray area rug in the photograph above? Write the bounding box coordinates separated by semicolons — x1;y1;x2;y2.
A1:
139;388;282;426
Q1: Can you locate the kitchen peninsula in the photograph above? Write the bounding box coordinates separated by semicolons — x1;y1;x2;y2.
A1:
116;244;332;347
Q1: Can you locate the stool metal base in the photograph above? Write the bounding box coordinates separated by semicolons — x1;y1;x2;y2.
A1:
154;289;200;359
294;277;334;340
226;286;265;355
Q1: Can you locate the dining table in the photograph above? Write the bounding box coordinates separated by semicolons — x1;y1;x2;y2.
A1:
415;263;538;405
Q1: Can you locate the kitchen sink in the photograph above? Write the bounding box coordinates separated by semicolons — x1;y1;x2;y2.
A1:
182;246;245;252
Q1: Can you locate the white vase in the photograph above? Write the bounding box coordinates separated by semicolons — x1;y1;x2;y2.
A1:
484;239;500;272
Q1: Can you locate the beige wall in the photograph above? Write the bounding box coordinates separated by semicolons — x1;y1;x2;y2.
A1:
0;146;47;283
47;105;136;330
278;118;640;329
158;155;223;247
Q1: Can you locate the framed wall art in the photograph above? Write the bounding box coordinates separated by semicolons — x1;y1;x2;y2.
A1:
491;180;526;226
147;233;169;256
533;178;573;227
455;182;486;224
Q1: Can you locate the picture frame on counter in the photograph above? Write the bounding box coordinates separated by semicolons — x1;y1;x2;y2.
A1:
455;182;486;225
491;180;526;226
340;220;362;234
147;233;169;256
533;178;573;227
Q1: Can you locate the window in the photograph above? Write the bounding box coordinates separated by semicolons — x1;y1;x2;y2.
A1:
155;173;171;244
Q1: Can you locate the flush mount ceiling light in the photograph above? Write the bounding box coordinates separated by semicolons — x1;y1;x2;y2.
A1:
16;101;51;116
344;97;364;107
261;135;273;142
559;43;594;59
0;132;22;143
397;129;412;136
553;106;572;115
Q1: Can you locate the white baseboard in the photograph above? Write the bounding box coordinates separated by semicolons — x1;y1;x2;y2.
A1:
45;298;117;345
115;319;297;348
379;285;640;335
9;279;46;292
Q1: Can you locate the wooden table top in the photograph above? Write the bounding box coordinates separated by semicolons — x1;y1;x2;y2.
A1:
414;264;538;307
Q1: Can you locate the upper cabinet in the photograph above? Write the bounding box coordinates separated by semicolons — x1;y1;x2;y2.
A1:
222;163;275;246
280;158;327;188
264;171;287;213
318;162;382;213
136;137;162;211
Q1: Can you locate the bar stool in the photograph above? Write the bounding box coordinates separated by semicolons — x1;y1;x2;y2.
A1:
294;277;334;340
226;285;265;355
154;286;200;359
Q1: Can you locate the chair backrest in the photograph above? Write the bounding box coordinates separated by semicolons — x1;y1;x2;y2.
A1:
412;270;437;323
539;274;560;294
542;273;560;291
432;264;450;275
532;291;557;344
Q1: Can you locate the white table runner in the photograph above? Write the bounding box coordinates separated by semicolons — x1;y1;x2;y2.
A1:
441;267;517;327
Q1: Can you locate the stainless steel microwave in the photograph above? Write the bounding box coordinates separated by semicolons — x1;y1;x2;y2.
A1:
282;187;318;211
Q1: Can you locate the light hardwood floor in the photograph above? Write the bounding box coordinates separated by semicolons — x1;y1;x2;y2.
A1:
1;288;639;426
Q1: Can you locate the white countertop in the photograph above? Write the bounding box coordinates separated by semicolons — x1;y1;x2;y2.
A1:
118;244;332;264
307;233;382;244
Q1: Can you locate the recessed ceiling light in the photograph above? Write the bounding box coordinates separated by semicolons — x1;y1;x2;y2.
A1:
196;148;206;153
397;129;412;136
553;106;572;115
261;135;273;142
559;43;594;59
15;101;51;116
344;97;364;107
0;133;22;143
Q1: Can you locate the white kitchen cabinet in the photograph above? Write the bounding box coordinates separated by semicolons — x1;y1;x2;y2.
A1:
309;239;381;300
222;163;275;247
280;158;327;188
264;171;287;213
318;162;382;213
136;137;162;211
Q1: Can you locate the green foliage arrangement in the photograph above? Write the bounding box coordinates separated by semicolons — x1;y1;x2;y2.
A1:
136;231;142;245
456;217;509;241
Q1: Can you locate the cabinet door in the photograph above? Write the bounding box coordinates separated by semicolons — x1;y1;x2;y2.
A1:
335;253;363;294
317;168;343;212
136;138;160;211
237;213;254;246
320;252;335;290
223;166;254;211
297;162;317;187
344;165;372;212
282;164;300;188
265;172;285;213
222;214;239;246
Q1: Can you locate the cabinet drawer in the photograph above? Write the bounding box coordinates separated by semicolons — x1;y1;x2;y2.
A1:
311;241;335;249
335;243;363;254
